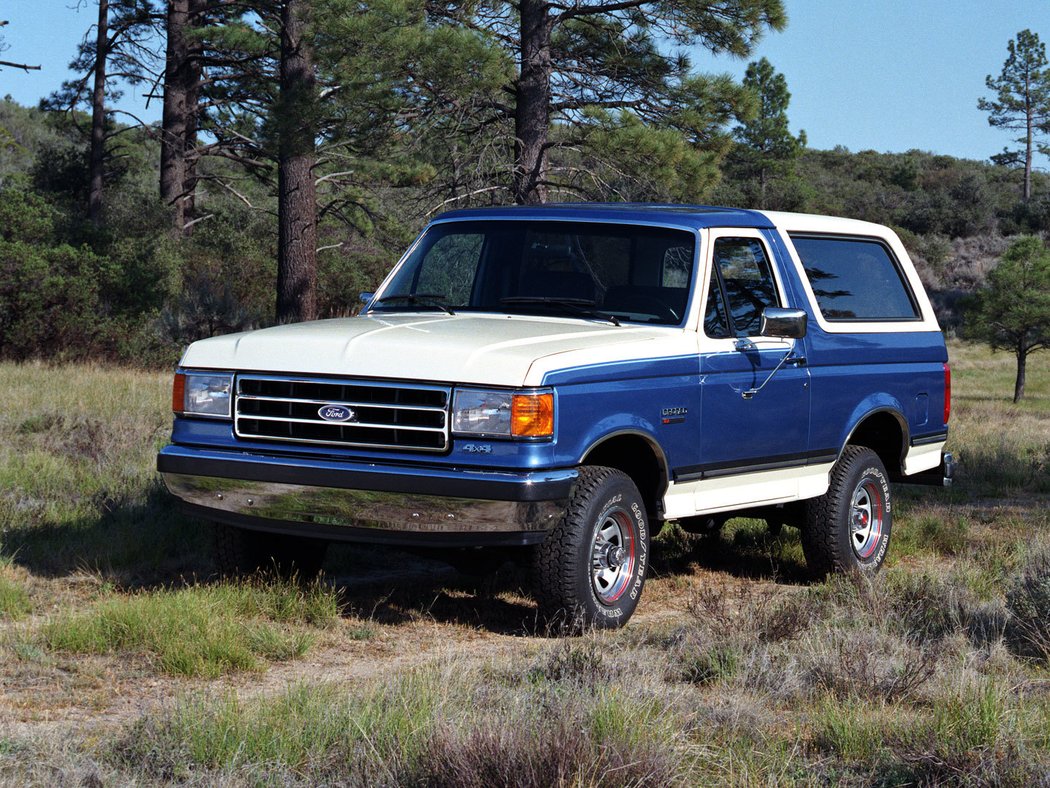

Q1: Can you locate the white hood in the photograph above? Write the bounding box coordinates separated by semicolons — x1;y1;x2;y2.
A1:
179;313;696;387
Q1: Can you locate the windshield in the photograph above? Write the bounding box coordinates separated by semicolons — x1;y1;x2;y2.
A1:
371;220;697;326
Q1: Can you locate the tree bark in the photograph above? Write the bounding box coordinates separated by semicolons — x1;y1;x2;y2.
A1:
276;0;318;323
1014;342;1027;402
1024;72;1033;203
88;0;109;225
512;0;551;205
161;0;190;231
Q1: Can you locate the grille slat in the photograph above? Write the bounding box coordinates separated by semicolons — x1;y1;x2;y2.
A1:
234;375;450;452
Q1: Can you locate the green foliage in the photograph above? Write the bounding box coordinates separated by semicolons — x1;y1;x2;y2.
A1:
423;0;786;203
978;29;1050;198
964;236;1050;400
724;57;806;209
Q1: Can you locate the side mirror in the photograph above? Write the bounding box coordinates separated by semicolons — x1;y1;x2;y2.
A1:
760;307;807;339
359;292;374;306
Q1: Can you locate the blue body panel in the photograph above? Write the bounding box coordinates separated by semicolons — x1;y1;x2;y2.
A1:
543;355;700;472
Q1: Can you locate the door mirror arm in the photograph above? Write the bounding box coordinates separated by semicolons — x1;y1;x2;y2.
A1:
739;307;809;400
742;345;802;400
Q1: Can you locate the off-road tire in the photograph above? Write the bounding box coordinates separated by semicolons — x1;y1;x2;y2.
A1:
533;466;649;630
802;446;892;578
215;525;328;580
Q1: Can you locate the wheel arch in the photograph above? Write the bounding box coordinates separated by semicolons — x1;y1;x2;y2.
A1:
580;430;669;523
840;406;909;476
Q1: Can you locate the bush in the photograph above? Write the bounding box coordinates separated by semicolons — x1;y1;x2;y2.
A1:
1005;546;1050;662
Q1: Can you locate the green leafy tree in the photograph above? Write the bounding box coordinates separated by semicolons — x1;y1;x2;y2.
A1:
965;236;1050;402
728;57;805;208
425;0;786;205
978;29;1050;202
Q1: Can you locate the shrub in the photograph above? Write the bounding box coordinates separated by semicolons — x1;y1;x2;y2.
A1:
1005;546;1050;662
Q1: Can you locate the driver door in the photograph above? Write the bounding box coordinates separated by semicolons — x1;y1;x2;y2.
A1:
696;229;811;500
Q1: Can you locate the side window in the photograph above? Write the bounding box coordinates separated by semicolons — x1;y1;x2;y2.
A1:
790;235;919;321
712;237;781;336
415;233;483;305
703;269;731;339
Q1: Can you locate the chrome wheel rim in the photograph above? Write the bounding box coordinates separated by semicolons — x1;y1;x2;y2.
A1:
850;480;885;560
591;508;636;604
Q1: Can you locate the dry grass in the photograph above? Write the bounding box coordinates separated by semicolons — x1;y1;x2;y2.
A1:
0;343;1047;785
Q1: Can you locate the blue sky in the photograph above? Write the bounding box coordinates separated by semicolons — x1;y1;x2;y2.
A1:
1;0;1047;165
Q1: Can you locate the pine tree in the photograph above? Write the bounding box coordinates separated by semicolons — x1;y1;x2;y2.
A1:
161;0;212;234
198;0;441;323
44;0;160;224
729;57;805;208
965;236;1050;402
425;0;786;205
978;29;1050;202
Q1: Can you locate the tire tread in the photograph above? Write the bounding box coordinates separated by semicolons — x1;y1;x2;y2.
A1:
802;445;888;578
533;466;645;628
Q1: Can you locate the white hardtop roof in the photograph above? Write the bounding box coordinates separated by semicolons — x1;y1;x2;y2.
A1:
757;210;898;238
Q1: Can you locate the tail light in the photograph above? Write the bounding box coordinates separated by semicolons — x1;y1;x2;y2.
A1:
943;363;951;424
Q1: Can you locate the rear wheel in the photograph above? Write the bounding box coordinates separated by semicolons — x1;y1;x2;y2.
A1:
533;466;649;630
215;525;328;580
802;446;892;578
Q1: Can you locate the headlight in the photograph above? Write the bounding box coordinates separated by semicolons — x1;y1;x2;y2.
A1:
452;389;554;438
173;371;233;418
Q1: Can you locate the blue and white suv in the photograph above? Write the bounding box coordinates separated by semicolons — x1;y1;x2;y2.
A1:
158;204;953;627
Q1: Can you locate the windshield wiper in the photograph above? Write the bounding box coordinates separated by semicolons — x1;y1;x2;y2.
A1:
374;293;455;315
500;296;620;326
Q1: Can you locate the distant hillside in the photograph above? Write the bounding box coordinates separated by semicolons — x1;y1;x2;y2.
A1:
715;146;1049;333
1;96;1039;360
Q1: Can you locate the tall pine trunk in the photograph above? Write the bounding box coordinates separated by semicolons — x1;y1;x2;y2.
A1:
512;0;551;205
1024;85;1033;202
161;0;191;231
276;0;318;323
162;0;204;234
88;0;108;225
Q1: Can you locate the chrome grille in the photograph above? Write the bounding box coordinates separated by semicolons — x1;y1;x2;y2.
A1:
234;375;450;452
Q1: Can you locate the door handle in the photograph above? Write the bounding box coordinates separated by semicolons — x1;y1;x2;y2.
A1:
785;355;807;367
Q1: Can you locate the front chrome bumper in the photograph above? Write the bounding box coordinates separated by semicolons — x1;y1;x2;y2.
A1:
157;445;575;546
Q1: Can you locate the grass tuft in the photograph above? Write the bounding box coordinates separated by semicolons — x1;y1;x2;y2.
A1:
0;555;31;620
43;579;338;677
115;667;687;786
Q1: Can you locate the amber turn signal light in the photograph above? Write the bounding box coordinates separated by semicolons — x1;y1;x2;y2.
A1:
172;372;186;415
511;393;554;437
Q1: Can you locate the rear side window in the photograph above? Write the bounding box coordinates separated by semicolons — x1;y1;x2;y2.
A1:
790;235;919;321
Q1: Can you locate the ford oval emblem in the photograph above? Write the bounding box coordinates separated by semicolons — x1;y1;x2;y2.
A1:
318;405;355;422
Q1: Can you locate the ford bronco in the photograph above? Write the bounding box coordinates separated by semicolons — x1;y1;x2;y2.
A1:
158;204;953;628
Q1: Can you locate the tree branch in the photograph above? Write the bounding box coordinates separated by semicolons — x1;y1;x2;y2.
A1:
0;58;40;71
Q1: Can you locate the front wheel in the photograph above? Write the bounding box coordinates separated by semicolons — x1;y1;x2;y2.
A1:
802;446;892;578
533;466;650;630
